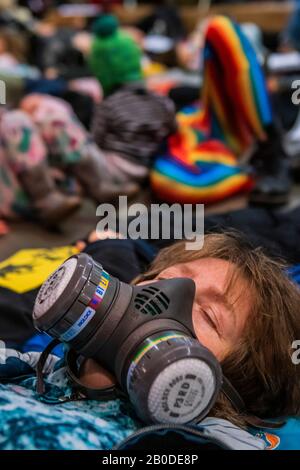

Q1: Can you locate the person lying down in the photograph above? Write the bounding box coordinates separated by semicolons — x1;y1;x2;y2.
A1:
0;232;300;450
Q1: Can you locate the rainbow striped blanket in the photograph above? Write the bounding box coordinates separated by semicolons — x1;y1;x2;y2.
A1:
150;104;253;204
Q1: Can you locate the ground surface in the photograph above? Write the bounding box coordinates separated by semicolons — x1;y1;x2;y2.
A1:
1;186;300;262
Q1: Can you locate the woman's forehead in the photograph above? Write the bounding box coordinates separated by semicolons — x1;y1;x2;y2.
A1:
165;257;252;297
166;257;238;276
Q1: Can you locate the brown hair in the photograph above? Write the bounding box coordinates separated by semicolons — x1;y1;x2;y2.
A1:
134;232;300;427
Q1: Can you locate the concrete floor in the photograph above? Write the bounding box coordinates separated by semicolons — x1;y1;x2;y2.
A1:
1;187;299;262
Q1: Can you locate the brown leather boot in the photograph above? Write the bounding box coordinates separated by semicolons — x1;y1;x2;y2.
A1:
71;146;139;204
18;164;82;226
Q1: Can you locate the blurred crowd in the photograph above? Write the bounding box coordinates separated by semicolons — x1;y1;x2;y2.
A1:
1;0;300;235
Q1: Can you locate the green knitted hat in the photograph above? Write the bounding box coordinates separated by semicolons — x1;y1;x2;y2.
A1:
89;14;143;96
92;14;119;38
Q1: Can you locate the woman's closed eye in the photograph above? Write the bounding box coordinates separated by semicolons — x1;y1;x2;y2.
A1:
201;308;217;329
195;304;222;337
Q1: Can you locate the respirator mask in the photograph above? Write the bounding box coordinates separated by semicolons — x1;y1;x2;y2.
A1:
33;253;245;425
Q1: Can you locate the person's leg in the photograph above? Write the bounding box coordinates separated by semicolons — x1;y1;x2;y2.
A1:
20;94;138;203
20;94;85;167
0;143;27;220
0;110;81;225
202;16;291;205
0;110;47;174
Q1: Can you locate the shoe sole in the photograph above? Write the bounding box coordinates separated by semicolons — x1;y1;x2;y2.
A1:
41;200;82;228
95;185;140;205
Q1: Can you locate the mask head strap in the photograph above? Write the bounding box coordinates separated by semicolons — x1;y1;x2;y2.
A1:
222;375;246;413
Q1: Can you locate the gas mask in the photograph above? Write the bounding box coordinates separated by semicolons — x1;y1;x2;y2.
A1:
33;253;228;425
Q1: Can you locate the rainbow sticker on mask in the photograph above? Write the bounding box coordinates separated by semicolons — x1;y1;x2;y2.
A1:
89;270;110;309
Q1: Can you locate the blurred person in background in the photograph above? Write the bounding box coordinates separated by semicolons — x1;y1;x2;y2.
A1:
159;15;292;206
0;90;147;228
0;12;177;211
0;106;81;227
88;14;177;193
